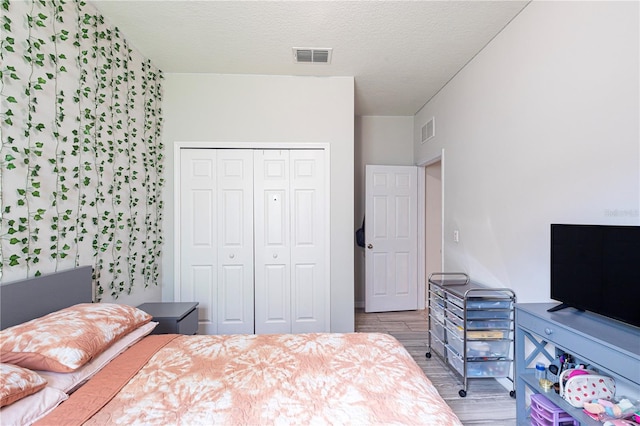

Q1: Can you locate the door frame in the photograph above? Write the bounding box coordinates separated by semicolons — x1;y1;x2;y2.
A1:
416;148;445;310
173;141;331;331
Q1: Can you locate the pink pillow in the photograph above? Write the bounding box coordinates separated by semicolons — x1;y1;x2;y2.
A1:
39;321;157;393
0;363;47;407
0;303;152;372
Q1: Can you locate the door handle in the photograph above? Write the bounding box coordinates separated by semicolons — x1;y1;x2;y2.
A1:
367;244;373;249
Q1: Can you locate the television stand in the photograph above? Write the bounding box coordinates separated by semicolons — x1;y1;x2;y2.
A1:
546;303;583;313
515;303;640;425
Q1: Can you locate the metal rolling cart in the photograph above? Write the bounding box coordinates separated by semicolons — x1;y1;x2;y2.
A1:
426;272;516;398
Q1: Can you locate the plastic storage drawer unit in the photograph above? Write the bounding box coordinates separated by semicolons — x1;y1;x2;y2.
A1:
430;335;446;358
529;394;578;426
432;321;446;342
446;295;511;310
447;351;511;378
448;302;511;320
445;317;509;340
447;333;511;359
446;311;511;330
431;303;445;323
426;272;516;398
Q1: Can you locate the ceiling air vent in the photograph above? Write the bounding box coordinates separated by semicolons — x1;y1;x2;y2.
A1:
293;48;332;64
421;117;435;143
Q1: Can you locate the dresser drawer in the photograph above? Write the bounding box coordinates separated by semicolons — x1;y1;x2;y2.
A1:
516;308;639;384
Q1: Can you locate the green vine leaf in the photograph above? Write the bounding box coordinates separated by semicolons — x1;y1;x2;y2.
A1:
2;0;164;297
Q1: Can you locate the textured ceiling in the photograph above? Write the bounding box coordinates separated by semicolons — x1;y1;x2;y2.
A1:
90;1;530;116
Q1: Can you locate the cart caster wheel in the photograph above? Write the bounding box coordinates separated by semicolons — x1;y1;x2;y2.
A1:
425;352;432;358
458;389;467;398
510;390;516;398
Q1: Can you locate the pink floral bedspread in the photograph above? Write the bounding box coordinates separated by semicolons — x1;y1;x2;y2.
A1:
80;333;461;425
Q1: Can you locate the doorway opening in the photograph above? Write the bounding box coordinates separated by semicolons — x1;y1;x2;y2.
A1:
417;150;444;309
424;160;443;306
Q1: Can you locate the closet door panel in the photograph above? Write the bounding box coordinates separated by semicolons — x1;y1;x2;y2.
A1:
264;264;288;323
179;150;218;335
217;150;254;334
254;150;291;334
265;190;286;245
191;266;214;327
293;264;316;319
290;150;326;333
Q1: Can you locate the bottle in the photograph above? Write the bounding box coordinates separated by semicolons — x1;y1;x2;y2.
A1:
535;362;546;382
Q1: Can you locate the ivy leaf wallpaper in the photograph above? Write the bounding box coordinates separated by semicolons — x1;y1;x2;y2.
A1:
0;0;164;300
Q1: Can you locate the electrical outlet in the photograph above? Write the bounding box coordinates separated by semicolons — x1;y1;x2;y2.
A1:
453;230;459;242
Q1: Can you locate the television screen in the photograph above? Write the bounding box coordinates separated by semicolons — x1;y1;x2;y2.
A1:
550;224;640;328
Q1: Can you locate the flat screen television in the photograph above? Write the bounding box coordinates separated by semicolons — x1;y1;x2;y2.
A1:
549;224;640;328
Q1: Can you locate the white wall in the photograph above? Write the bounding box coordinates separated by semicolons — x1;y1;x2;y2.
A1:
162;74;355;332
414;1;639;303
354;116;414;306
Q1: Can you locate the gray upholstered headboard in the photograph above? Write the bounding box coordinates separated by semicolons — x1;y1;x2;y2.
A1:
0;266;93;330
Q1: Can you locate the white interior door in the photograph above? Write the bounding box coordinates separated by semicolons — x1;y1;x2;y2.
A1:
290;150;326;333
254;150;292;334
179;149;218;334
254;149;327;334
216;150;254;334
365;165;418;312
179;149;254;334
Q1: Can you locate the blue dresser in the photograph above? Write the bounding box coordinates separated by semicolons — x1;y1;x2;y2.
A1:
515;303;640;425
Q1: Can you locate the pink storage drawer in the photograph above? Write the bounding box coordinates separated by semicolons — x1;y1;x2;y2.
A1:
530;394;578;426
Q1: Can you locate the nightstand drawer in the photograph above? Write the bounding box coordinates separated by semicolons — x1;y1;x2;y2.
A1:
137;302;199;335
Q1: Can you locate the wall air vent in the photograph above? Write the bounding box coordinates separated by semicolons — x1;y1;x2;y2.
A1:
293;48;332;64
421;117;435;143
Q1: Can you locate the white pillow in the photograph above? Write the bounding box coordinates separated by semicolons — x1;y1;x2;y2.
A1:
0;387;67;426
38;321;157;393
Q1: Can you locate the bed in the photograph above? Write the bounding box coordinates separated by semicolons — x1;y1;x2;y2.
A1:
0;267;462;425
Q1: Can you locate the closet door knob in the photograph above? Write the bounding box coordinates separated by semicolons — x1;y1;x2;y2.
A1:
273;253;278;259
367;244;373;249
229;254;235;259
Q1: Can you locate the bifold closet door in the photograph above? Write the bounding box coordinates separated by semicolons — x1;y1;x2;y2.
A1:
254;149;326;334
179;149;254;335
